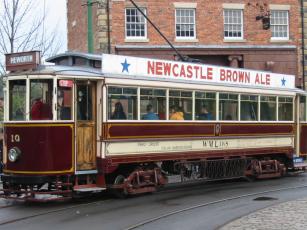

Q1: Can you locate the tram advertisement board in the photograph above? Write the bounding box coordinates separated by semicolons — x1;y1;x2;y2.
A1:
101;54;295;89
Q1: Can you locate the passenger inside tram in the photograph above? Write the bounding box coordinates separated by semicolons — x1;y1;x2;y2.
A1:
169;105;184;120
142;104;159;120
30;98;52;120
111;102;127;120
198;105;212;120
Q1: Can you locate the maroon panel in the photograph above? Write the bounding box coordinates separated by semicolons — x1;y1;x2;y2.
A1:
300;124;307;155
4;123;73;174
106;123;293;140
220;123;293;136
107;123;215;139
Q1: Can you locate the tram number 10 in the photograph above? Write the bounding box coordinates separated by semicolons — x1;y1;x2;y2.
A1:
11;134;21;143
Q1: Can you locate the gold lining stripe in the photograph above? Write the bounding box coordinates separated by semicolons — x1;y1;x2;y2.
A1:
3;168;74;174
108;133;215;139
4;123;73;128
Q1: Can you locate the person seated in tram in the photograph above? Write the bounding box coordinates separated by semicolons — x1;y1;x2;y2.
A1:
142;104;159;120
111;102;127;120
198;105;212;120
31;98;44;120
169;105;184;120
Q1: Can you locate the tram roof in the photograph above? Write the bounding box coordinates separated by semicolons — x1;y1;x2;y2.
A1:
6;64;102;77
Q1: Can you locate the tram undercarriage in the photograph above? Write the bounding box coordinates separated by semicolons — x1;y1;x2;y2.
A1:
0;154;293;201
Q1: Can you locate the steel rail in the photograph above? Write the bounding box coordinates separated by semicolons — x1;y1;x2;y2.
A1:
0;198;112;226
124;184;307;230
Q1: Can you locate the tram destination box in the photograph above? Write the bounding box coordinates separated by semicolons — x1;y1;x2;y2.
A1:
5;51;40;72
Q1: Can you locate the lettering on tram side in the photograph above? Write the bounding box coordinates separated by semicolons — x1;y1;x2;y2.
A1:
11;134;20;143
106;137;293;156
103;54;295;89
202;140;229;149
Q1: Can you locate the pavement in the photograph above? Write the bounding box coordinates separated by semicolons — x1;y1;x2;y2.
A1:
220;197;307;230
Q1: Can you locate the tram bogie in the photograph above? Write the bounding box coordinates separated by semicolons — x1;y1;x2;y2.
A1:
1;51;307;201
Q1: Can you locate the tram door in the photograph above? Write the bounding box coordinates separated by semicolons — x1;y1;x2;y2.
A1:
76;81;97;171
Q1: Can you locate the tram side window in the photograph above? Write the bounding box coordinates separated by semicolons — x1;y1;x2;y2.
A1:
300;96;307;121
219;93;238;120
195;92;216;120
108;86;137;120
278;97;293;121
240;95;258;121
57;80;73;120
9;80;26;121
169;90;192;120
140;88;166;120
260;96;276;121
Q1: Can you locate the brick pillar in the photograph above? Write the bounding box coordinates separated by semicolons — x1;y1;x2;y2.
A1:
303;1;307;88
96;0;110;53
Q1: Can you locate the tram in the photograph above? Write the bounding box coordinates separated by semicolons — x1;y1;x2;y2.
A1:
1;51;307;201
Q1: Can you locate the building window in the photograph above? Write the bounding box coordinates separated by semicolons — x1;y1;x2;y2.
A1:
175;8;196;39
224;9;243;39
270;10;289;40
125;8;147;38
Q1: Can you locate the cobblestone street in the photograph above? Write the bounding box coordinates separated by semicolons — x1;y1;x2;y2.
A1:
221;198;307;230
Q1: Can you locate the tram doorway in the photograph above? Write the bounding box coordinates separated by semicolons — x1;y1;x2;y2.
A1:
75;81;97;171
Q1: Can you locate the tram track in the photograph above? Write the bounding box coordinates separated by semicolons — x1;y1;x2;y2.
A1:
1;180;307;228
0;197;113;226
124;184;307;230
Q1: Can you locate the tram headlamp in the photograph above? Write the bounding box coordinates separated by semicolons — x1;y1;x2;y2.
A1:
8;147;21;162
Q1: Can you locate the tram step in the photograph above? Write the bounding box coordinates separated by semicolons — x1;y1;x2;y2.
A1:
73;184;106;192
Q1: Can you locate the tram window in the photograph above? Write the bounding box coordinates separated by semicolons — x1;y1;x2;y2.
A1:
169;90;192;120
9;80;26;121
195;92;216;120
260;96;276;121
108;86;137;120
30;79;53;120
140;88;166;120
219;93;238;120
278;97;293;121
240;95;258;121
57;80;73;120
77;84;93;121
300;96;306;121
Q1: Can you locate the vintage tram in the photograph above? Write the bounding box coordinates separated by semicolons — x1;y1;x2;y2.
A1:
1;51;307;201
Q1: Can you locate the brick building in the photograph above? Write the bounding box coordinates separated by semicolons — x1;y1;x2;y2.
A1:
67;0;303;87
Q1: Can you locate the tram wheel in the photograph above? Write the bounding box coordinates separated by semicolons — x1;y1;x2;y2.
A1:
113;175;128;199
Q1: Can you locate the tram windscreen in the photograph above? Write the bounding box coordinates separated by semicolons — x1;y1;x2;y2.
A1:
30;79;53;120
9;80;26;121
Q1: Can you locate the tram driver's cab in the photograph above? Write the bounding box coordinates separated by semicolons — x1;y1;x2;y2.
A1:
2;52;102;195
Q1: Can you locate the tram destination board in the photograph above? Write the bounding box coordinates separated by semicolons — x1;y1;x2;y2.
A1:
5;51;41;72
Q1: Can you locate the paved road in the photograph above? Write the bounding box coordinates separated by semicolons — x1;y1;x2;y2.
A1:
1;175;307;230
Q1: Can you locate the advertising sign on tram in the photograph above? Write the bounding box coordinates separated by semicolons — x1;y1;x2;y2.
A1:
101;54;295;89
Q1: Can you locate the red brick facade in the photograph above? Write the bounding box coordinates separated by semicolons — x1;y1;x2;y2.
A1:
67;0;303;86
